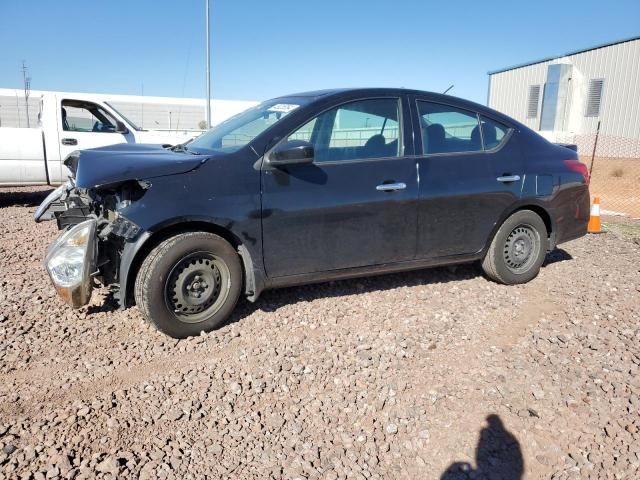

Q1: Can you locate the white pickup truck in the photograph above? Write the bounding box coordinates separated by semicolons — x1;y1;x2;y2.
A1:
0;92;201;186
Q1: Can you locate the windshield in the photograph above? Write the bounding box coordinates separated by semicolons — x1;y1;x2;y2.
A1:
188;97;311;154
104;102;142;131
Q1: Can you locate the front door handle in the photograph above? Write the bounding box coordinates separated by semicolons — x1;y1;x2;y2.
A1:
61;138;78;146
376;182;406;192
496;175;521;183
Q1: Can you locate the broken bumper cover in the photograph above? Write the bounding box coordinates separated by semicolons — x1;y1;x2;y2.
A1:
44;219;97;308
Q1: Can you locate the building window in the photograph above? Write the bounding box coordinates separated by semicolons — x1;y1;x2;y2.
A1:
585;79;604;117
526;85;540;119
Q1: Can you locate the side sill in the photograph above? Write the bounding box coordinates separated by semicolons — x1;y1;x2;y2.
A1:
264;253;482;291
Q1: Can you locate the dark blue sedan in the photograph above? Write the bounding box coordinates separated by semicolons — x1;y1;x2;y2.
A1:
36;88;590;338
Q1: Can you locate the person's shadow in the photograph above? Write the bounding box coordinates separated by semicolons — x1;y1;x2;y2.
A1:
440;415;523;480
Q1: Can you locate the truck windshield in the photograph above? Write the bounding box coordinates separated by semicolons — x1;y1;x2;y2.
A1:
104;102;142;131
187;98;311;154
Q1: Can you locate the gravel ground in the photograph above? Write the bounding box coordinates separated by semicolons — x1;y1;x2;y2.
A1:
1;186;639;480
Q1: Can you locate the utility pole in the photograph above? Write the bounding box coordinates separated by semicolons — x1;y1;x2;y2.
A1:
205;0;212;129
22;61;31;128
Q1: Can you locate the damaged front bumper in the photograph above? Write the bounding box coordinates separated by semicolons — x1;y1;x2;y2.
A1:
44;219;98;308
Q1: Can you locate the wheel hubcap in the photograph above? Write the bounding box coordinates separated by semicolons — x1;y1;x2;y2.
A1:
165;252;229;323
503;225;539;273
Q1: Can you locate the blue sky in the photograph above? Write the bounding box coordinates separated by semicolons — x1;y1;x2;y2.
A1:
1;0;638;104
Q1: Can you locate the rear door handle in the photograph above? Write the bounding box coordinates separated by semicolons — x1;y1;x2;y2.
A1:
496;175;521;183
376;182;406;192
61;138;78;146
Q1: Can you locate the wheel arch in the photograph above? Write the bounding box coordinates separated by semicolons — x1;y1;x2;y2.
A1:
484;202;555;256
119;218;262;309
514;204;552;240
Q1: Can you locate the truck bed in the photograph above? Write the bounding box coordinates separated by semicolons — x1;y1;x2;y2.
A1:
0;128;47;186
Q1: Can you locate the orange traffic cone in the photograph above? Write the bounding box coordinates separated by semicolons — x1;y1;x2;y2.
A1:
587;197;602;233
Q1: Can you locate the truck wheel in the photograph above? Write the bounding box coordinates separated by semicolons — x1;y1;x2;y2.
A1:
134;232;242;338
481;210;548;285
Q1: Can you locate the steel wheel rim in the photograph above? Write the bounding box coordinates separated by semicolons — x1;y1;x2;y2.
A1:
503;224;539;274
165;251;230;324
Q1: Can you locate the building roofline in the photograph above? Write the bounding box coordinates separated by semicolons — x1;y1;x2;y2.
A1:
488;34;640;75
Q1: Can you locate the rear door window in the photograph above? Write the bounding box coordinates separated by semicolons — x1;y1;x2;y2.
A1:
417;101;481;154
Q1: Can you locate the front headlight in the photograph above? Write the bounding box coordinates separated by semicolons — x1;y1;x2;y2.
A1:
44;219;97;307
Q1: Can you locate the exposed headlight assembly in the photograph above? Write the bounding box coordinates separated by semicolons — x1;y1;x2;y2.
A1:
33;182;70;222
44;219;97;307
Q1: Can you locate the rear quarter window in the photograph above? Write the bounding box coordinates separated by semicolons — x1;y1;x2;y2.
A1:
479;116;510;150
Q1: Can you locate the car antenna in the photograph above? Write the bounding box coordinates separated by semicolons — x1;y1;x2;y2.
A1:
443;84;454;95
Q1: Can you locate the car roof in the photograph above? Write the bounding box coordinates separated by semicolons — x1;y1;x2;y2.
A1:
270;88;523;131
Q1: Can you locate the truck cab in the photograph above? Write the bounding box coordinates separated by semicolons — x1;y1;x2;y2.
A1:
0;91;200;186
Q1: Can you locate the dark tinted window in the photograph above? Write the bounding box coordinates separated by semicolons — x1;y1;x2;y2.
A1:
417;101;481;154
479;116;509;150
287;98;401;162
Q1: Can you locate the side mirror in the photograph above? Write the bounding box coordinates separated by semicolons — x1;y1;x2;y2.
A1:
116;121;129;134
269;140;314;166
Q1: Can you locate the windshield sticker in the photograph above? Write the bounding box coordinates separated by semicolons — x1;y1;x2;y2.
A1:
268;103;299;113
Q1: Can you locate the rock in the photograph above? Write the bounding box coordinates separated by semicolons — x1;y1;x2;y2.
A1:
45;466;59;478
139;462;156;480
76;407;90;417
167;410;184;421
2;444;17;455
95;457;119;475
209;444;223;456
386;424;398;435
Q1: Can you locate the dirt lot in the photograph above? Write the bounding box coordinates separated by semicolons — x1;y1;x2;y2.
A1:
1;187;639;480
585;157;640;218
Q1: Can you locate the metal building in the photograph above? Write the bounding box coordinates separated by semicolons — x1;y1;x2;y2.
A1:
487;36;640;145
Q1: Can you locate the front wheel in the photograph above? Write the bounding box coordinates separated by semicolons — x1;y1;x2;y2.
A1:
134;232;242;338
481;210;548;285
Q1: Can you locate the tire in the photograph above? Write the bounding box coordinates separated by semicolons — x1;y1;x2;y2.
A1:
134;232;242;338
481;210;548;285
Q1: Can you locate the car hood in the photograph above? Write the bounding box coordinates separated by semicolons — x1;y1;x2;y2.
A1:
66;144;211;189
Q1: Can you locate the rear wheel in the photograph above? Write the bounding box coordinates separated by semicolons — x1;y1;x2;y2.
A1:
134;232;242;338
481;210;548;285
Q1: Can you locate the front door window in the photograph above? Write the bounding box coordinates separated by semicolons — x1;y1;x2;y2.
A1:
286;98;402;162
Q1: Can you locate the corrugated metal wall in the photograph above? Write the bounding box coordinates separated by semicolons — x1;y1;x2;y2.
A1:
488;38;640;138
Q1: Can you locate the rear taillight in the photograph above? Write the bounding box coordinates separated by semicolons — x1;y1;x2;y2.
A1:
563;159;590;185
